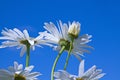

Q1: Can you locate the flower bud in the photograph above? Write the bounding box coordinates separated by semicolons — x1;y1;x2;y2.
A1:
68;21;81;39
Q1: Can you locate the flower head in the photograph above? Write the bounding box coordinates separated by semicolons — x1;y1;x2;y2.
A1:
68;21;81;38
0;61;41;80
42;21;92;60
54;60;105;80
0;28;49;57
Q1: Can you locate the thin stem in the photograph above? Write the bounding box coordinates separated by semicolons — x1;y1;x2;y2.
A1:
51;46;65;80
26;45;30;67
64;38;74;70
64;42;72;70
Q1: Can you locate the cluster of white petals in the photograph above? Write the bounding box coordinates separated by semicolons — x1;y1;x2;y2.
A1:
40;21;92;60
0;61;40;80
0;28;51;57
54;60;105;80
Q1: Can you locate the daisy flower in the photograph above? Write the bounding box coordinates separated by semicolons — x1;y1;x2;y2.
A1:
0;28;49;57
42;21;92;60
0;61;41;80
54;60;105;80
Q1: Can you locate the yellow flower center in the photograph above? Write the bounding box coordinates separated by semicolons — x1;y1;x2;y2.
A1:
14;74;26;80
76;78;84;80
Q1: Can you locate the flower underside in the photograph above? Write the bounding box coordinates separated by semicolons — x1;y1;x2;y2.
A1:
20;39;37;46
59;39;73;51
14;74;26;80
20;40;30;46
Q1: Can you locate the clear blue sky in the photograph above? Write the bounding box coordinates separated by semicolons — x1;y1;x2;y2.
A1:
0;0;120;80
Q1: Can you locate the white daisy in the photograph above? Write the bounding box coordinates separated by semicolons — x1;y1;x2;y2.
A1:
0;61;41;80
0;28;49;57
42;21;92;59
54;60;105;80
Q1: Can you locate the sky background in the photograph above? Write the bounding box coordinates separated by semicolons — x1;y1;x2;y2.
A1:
0;0;120;80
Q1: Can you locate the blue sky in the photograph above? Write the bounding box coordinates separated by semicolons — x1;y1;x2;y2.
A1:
0;0;120;80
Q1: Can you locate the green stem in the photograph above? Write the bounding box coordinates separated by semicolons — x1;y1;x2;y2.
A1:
51;46;65;80
26;45;30;67
64;42;72;70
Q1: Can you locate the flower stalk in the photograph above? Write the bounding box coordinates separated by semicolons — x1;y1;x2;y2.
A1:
64;39;74;70
26;44;30;67
64;43;72;70
51;46;65;80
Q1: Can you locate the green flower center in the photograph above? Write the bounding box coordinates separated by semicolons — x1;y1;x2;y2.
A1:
76;78;84;80
14;74;26;80
59;39;73;51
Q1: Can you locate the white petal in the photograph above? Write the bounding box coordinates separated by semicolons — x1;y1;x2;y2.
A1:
58;70;71;78
25;72;40;78
83;65;96;77
31;46;35;51
50;22;60;38
54;79;61;80
24;66;34;73
0;37;15;40
54;72;61;78
92;73;106;79
34;33;44;41
0;41;19;48
59;21;69;40
14;28;24;38
1;29;16;40
23;30;29;40
14;61;19;71
8;29;20;38
89;69;102;79
0;76;13;80
28;40;34;45
54;71;69;79
8;66;15;73
41;31;59;44
44;21;65;42
78;60;84;77
17;64;23;71
73;54;82;61
20;46;26;57
0;69;12;76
